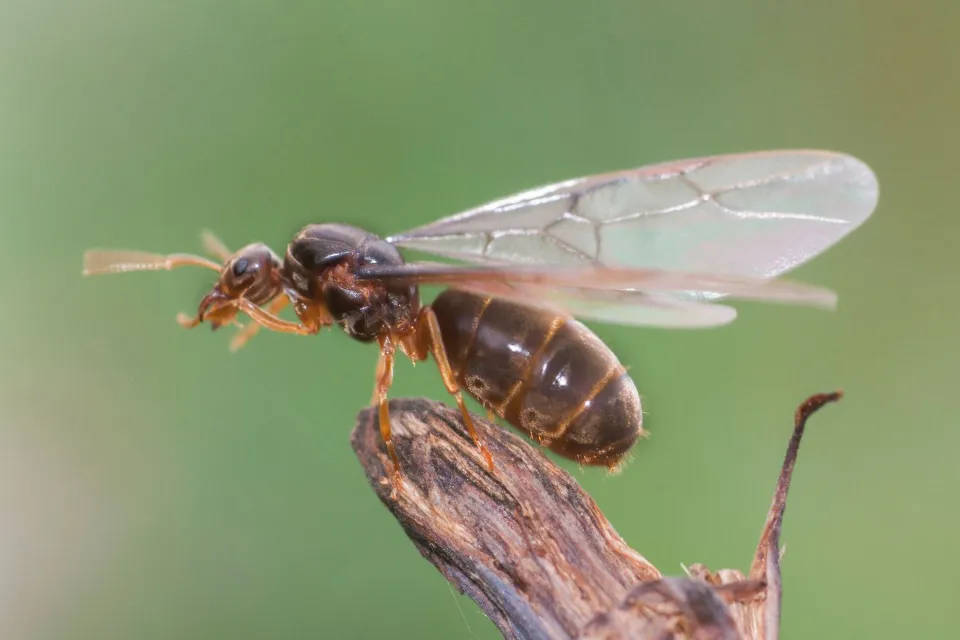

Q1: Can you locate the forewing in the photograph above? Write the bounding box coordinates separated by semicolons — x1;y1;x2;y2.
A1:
387;150;878;280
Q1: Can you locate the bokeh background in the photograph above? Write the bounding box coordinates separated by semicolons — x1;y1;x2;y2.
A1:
2;1;957;638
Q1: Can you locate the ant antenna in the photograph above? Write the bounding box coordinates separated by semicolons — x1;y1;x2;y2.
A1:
82;250;222;275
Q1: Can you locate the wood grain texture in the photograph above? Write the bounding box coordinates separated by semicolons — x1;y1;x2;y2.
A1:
351;397;659;639
350;394;840;640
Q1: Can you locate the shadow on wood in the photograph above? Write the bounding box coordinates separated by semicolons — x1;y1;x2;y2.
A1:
350;393;841;640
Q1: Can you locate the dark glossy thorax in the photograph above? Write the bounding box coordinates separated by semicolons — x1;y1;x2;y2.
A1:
283;223;420;341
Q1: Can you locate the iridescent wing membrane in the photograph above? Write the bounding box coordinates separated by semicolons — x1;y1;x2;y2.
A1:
370;150;878;327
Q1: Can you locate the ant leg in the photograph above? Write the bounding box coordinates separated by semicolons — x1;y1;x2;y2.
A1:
181;296;329;340
235;299;319;336
374;340;403;495
229;296;290;352
176;309;245;330
176;312;203;328
414;307;494;471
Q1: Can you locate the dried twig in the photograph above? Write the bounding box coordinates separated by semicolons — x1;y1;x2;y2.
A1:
351;392;841;640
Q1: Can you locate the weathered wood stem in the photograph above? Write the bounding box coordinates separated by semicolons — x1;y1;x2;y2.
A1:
350;393;841;640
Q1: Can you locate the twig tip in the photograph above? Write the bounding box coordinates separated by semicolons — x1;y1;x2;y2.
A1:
795;390;843;424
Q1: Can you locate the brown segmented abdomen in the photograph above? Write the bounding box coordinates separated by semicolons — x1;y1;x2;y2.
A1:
430;288;644;467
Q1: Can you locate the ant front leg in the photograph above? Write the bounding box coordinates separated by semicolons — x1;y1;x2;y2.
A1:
413;306;495;472
234;298;328;337
229;296;290;352
373;338;403;496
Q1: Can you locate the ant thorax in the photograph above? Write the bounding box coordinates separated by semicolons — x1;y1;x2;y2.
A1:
283;223;420;342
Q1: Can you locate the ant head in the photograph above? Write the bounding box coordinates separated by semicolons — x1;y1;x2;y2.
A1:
197;243;284;329
82;233;285;331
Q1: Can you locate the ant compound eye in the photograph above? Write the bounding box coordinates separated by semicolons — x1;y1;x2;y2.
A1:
232;257;250;277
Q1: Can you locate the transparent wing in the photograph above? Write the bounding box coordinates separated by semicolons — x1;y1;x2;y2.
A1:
357;262;835;306
387;150;878;284
355;261;836;328
447;280;740;329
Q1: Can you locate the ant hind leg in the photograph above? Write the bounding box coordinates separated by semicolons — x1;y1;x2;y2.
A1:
413;307;495;472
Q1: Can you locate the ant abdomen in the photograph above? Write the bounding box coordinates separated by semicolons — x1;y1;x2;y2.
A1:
430;288;643;468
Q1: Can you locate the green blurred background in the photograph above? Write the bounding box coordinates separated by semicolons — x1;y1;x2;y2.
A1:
1;1;957;638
